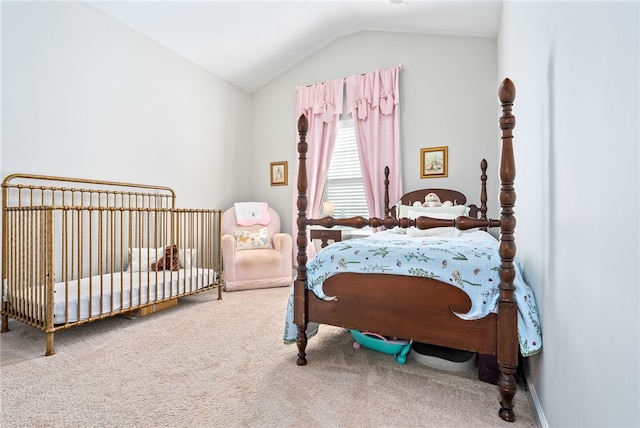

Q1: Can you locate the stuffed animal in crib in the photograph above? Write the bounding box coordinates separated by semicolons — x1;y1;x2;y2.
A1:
152;244;180;271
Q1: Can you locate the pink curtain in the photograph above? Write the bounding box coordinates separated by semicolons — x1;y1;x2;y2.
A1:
292;78;343;259
345;67;402;219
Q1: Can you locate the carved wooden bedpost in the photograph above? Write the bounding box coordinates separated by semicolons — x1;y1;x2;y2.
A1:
384;166;391;217
480;159;488;223
497;78;518;422
294;114;309;366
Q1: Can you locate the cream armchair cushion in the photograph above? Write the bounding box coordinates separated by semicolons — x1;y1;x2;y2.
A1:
221;206;293;291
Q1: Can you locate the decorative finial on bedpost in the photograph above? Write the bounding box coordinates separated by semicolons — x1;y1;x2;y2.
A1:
497;78;518;422
499;78;516;105
295;114;309;366
298;113;308;134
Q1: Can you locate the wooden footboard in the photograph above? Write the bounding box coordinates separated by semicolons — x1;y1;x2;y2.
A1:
1;174;222;356
302;273;497;355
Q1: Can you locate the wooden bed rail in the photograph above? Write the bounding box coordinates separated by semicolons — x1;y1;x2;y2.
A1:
305;213;499;231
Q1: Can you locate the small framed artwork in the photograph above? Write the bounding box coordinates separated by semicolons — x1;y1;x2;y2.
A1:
270;161;288;186
420;146;448;178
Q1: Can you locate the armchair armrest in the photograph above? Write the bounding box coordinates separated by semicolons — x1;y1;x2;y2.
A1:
271;232;291;252
271;233;293;272
221;234;238;280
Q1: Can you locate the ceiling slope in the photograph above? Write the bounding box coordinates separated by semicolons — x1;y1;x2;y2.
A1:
86;1;502;93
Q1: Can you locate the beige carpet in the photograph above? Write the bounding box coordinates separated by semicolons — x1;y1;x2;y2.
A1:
1;286;538;428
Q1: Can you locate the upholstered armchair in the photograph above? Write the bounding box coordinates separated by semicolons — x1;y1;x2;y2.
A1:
221;205;293;291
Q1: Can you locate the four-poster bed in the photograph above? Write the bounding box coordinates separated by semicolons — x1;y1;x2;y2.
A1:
289;78;541;422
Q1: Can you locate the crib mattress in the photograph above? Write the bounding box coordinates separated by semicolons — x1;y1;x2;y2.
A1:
25;268;216;324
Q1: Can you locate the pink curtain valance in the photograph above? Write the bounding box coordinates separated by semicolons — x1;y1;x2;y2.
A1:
296;79;344;122
346;67;399;120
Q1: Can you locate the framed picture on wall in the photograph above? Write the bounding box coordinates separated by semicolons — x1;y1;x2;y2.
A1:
270;161;288;186
420;146;448;178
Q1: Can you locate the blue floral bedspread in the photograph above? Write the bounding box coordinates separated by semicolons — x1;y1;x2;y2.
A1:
283;232;542;356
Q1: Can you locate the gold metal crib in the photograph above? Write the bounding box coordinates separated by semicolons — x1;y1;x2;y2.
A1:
2;173;222;356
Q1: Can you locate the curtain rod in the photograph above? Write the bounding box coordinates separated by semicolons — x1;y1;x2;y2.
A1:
301;64;404;88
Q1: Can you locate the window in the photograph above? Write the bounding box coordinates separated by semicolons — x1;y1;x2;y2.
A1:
321;118;369;218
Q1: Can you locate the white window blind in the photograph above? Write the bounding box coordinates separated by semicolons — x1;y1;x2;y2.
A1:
322;119;369;218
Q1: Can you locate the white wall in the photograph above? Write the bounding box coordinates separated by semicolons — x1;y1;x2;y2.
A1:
251;31;498;233
1;1;252;209
498;1;639;426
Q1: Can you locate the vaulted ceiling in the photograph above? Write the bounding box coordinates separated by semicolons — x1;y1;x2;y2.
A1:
87;1;502;93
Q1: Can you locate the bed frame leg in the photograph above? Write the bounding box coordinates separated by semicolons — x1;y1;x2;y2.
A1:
45;331;55;356
296;325;308;366
1;313;8;333
497;365;517;422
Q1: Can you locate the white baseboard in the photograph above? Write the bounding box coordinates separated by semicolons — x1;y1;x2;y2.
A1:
523;362;549;428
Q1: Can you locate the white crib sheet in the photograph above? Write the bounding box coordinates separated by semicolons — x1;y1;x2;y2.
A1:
52;268;216;324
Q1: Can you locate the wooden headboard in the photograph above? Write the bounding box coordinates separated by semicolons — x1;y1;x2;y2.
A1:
384;159;488;220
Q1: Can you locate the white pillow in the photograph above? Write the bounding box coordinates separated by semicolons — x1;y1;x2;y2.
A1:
128;247;164;272
406;210;461;237
179;249;197;269
386;226;407;235
234;228;273;250
398;203;469;218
